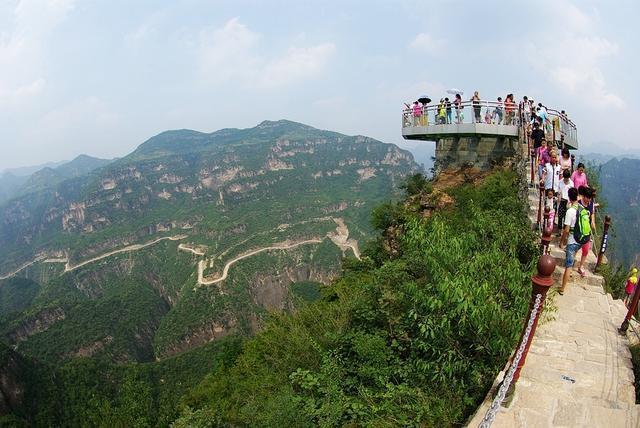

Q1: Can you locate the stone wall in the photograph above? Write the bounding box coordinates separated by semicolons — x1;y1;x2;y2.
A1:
434;135;524;172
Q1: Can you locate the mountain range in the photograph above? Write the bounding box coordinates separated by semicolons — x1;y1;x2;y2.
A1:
0;119;418;366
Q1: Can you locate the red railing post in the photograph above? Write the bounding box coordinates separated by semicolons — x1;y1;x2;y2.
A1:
619;279;640;334
536;187;544;228
530;147;535;185
541;224;553;255
543;207;550;230
511;254;556;384
595;215;611;272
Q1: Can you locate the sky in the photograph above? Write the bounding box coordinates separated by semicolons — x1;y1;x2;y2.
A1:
1;0;638;171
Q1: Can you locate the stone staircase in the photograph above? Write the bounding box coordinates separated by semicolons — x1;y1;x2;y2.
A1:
467;187;640;427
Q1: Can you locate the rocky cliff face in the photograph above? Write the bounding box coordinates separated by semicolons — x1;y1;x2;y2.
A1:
6;307;66;343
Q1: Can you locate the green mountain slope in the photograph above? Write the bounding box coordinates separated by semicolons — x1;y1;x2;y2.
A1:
597;157;640;267
0;119;421;426
0;120;418;366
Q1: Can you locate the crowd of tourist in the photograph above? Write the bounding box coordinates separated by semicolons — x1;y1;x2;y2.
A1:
529;111;604;295
403;92;569;142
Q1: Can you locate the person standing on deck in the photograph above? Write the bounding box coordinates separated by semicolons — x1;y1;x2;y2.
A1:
412;101;421;126
505;94;515;125
472;91;481;123
494;96;504;124
454;93;463;123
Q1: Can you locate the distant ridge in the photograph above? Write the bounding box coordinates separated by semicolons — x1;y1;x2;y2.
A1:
0;155;113;204
126;120;339;162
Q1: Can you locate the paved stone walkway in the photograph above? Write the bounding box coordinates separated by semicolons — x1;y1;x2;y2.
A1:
467;187;639;427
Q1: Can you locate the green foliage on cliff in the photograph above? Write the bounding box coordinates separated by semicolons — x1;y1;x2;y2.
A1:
173;170;538;426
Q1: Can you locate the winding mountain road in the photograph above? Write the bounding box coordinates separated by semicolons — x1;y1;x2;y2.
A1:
1;217;361;285
63;235;187;272
177;243;206;256
198;239;323;285
0;257;46;280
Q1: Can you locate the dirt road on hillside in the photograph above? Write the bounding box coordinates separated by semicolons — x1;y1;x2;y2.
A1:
198;239;323;285
64;235;187;272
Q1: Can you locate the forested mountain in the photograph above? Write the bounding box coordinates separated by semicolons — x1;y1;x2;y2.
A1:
0;120;420;425
597;157;640;267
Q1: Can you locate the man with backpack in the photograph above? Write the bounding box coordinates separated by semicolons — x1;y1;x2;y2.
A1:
558;187;592;295
575;186;596;277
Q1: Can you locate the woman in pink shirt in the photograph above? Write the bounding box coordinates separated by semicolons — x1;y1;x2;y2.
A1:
559;148;572;176
536;141;548;179
571;162;589;189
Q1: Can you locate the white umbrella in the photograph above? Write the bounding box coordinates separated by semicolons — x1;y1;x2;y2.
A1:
446;88;464;95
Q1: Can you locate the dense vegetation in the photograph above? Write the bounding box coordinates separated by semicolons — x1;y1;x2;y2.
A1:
0;336;242;427
171;169;538;426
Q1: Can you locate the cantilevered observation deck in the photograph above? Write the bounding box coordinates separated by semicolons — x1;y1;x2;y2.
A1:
401;100;578;171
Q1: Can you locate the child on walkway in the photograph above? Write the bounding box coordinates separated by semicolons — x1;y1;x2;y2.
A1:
625;268;638;307
557;170;574;235
545;188;556;229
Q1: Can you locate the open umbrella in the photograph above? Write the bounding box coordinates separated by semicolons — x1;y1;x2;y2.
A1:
446;88;464;95
418;95;431;104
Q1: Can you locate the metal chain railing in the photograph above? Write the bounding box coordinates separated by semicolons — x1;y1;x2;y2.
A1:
479;293;543;428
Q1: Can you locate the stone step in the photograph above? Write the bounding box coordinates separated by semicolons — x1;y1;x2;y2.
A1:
550;251;597;271
584;404;640;427
551;264;604;288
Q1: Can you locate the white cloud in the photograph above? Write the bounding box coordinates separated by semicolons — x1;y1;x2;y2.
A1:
259;43;335;88
525;32;624;109
196;18;334;89
0;0;75;106
197;17;261;84
551;1;592;33
409;33;445;54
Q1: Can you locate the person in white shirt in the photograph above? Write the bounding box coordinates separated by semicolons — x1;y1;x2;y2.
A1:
557;169;574;234
541;151;561;193
558;187;581;295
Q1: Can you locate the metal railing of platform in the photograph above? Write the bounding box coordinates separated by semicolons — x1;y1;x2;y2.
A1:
402;100;578;148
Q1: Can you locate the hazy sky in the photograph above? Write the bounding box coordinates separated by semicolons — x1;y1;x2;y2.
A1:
1;0;637;171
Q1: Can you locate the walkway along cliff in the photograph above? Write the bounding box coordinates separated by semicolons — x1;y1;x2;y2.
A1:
402;101;640;426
